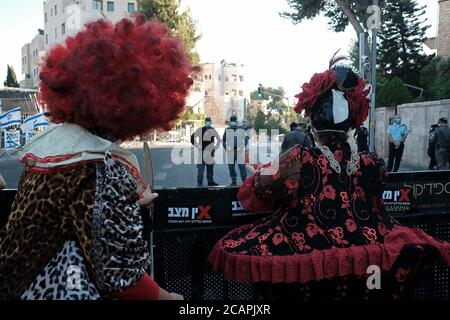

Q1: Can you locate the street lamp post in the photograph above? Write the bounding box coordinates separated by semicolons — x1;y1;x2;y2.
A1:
369;0;379;153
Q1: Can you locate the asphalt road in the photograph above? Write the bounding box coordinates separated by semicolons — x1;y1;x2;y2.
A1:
0;145;254;190
0;143;428;190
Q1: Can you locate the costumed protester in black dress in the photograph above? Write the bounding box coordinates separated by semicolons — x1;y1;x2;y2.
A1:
209;55;450;300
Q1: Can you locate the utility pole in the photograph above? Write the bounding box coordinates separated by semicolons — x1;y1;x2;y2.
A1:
359;32;366;78
369;0;379;153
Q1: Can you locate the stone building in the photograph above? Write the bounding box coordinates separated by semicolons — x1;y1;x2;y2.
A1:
426;0;450;58
194;60;250;127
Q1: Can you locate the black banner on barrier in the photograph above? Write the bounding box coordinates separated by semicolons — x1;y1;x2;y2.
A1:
2;170;450;231
152;187;271;231
386;170;450;217
383;185;412;214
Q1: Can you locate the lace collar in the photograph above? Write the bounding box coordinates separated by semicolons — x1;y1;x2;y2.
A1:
317;145;360;175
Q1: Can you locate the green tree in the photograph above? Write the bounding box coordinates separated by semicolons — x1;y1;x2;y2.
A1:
378;0;431;87
138;0;201;64
281;0;384;35
3;65;19;88
420;57;441;100
433;57;450;100
377;76;413;108
281;0;386;62
252;110;267;131
348;39;359;69
250;86;292;131
175;107;205;126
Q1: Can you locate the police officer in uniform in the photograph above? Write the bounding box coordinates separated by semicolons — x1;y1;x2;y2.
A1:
191;117;221;186
354;125;369;153
428;123;439;170
430;117;450;170
223;115;248;186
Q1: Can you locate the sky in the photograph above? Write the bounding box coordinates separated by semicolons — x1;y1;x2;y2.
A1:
0;0;439;100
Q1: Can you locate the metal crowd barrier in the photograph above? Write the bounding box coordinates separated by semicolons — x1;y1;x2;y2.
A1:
1;170;450;300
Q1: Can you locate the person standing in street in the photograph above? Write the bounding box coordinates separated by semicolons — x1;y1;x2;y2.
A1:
191;117;220;186
387;115;409;172
430;117;450;170
223;115;248;186
281;122;312;152
354;125;369;153
306;124;316;148
428;123;439;170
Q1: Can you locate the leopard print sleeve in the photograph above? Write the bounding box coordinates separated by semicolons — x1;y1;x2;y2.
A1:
91;151;150;294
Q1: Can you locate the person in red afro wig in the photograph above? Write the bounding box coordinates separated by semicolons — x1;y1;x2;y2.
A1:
39;15;194;141
0;16;195;300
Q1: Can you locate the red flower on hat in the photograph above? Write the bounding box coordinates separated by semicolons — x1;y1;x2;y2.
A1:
294;70;336;116
294;54;371;129
345;78;371;128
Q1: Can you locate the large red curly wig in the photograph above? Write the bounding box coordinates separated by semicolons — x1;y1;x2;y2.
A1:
39;15;194;141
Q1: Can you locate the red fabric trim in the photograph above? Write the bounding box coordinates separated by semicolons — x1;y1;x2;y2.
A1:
24;159;104;174
208;226;450;284
21;153;79;163
112;273;160;300
21;151;146;190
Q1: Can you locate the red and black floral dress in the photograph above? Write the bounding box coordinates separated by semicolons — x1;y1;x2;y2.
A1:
209;144;450;299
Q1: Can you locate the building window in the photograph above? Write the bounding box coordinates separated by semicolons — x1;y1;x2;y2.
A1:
51;8;53;16
54;4;57;15
239;90;244;97
128;2;135;13
45;34;48;45
55;27;57;39
239;75;244;82
92;0;103;10
204;75;208;80
225;76;229;82
209;75;212;80
232;74;237;82
218;75;221;81
45;13;47;23
62;23;66;35
107;1;114;12
232;90;237;96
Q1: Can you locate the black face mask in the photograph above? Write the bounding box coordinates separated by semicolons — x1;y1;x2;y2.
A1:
311;90;351;133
